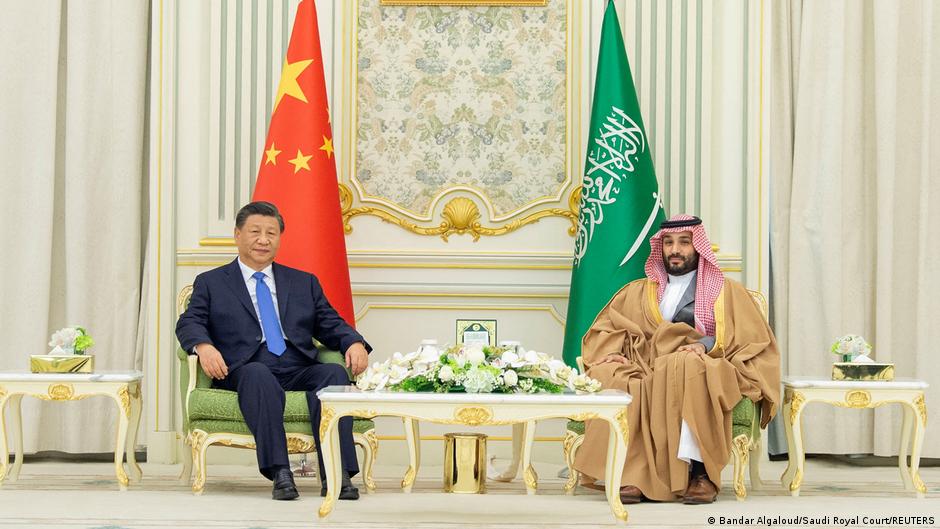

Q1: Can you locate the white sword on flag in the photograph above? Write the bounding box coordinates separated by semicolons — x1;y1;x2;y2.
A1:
620;192;663;266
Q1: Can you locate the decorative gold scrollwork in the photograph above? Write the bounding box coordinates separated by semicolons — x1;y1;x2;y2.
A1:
614;408;629;445
118;386;131;418
46;384;74;401
401;465;417;490
913;472;927;494
524;465;539;491
318;495;336;518
340;184;580;241
349;409;379;419
843;390;872;408
0;386;6;400
913;394;927;426
320;406;336;440
453;406;493;426
287;437;315;453
787;390;806;424
790;468;803;491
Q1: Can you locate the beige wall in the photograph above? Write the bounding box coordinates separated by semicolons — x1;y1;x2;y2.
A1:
145;0;769;463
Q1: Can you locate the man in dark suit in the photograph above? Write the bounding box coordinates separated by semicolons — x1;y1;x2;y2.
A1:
176;201;370;501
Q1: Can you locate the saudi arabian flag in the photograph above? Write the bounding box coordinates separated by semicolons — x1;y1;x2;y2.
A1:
562;0;665;367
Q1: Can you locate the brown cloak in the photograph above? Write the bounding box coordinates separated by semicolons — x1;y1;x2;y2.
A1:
572;278;780;501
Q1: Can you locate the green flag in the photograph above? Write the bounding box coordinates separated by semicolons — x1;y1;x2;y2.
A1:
562;0;665;367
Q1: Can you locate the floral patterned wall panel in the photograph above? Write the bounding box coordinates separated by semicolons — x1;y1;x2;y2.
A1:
355;0;568;222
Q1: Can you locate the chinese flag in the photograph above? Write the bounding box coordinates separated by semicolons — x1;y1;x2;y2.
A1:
252;0;355;325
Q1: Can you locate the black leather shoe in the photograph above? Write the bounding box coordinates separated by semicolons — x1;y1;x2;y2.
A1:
320;471;360;500
272;468;299;500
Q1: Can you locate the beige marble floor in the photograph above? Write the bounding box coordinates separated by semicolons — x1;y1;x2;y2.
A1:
0;458;938;529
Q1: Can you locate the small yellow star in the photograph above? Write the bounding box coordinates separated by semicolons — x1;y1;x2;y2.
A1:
264;143;281;165
288;149;313;174
319;136;334;159
274;57;314;111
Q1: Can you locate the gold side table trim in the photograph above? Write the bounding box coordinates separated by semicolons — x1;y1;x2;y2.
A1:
781;380;929;498
0;372;143;491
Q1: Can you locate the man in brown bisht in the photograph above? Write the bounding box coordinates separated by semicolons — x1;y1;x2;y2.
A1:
572;214;780;504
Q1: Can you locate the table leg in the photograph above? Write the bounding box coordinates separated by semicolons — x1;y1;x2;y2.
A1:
401;418;420;493
0;391;10;484
898;403;914;491
521;420;538;495
8;395;24;482
491;423;524;482
125;384;143;482
604;415;629;525
780;400;796;488
787;399;806;497
908;397;927;498
112;386;131;491
318;409;343;519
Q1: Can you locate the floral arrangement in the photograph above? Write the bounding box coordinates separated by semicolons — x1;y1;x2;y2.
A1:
48;326;95;355
355;344;602;394
830;334;872;362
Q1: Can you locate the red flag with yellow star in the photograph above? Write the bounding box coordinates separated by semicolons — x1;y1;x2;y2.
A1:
252;0;355;325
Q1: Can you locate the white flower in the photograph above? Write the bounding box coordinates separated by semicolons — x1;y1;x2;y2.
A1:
48;327;80;349
462;366;497;393
465;345;486;366
438;365;455;382
502;369;518;387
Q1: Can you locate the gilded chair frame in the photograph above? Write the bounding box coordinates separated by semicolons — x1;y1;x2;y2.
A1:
176;285;378;495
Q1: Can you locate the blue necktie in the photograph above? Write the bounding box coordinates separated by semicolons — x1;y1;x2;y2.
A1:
253;272;286;356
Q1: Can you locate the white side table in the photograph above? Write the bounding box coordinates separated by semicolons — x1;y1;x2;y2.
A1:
781;376;928;498
0;371;143;490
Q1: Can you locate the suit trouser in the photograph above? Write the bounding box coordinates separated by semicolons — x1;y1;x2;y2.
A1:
213;343;359;480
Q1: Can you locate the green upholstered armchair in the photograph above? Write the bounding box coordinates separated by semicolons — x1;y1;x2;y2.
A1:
562;289;769;501
176;285;377;495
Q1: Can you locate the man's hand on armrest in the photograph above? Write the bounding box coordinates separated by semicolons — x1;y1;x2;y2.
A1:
195;343;228;380
676;342;708;355
345;342;369;377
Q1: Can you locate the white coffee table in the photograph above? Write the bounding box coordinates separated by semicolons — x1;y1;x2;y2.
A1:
316;387;632;524
0;371;143;490
781;376;928;497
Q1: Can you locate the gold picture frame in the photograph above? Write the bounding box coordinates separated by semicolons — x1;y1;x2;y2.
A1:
381;1;546;5
456;319;497;347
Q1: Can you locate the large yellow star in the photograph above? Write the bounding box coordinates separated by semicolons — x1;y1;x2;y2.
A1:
274;58;314;111
264;143;281;165
288;149;313;174
319;136;334;159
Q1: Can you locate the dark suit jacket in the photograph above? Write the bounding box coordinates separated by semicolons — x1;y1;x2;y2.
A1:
176;259;370;371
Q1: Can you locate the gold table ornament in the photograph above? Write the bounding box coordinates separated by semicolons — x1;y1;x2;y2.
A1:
781;376;929;498
443;433;487;493
30;355;94;373
831;362;895;381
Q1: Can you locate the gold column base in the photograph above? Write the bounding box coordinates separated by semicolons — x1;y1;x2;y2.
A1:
443;432;487;494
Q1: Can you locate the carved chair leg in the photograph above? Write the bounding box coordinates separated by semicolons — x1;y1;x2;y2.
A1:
562;432;584;496
355;430;378;493
731;434;749;501
191;431;210;495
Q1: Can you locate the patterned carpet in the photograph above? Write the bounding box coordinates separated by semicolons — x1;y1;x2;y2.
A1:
0;460;938;529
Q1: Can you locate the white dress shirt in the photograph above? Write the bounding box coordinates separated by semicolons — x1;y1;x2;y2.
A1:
237;258;287;341
659;270;696;322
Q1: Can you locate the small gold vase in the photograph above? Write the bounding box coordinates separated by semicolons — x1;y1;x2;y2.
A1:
443;432;487;494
